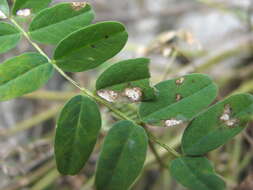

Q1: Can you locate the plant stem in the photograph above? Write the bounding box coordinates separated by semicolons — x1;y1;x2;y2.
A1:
147;132;180;157
10;17;181;158
148;140;166;169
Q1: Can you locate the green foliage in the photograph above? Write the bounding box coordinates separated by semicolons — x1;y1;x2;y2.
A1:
0;2;252;190
53;21;128;72
96;58;156;101
170;157;225;190
29;3;94;45
55;95;101;175
139;74;217;126
0;22;21;54
182;93;253;156
12;0;52;15
0;53;53;101
0;0;9;17
95;120;148;190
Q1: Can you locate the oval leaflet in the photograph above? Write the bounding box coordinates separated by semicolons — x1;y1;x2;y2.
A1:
53;21;128;72
55;95;101;175
0;53;54;101
95;120;148;190
29;2;95;45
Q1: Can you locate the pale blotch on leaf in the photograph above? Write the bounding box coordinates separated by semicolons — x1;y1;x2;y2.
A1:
97;90;119;102
123;87;142;102
176;94;182;101
176;77;184;85
164;119;183;127
88;57;95;61
220;104;231;122
225;118;238;127
0;10;7;19
16;9;31;17
71;2;87;11
220;104;238;127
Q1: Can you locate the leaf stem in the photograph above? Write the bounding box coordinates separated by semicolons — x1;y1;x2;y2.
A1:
10;17;181;158
148;140;167;169
147;131;181;158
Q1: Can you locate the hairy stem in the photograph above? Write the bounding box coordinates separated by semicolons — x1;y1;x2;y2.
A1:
10;17;181;158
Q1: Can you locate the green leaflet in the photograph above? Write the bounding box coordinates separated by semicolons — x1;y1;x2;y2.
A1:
96;58;156;101
182;93;253;156
53;21;128;72
0;53;54;101
0;22;21;54
55;95;101;175
170;157;225;190
12;0;52;15
29;2;95;45
0;0;9;17
95;120;148;190
139;74;217;126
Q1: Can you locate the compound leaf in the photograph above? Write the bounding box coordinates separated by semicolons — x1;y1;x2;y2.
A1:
0;22;21;54
29;2;94;45
54;21;128;72
96;58;155;101
0;53;53;101
182;93;253;156
95;120;148;190
55;95;101;175
139;74;217;126
170;157;225;190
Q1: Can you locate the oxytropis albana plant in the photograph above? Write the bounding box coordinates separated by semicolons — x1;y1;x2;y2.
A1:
0;1;253;190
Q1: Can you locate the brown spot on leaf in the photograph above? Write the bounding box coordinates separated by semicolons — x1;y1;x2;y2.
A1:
176;77;184;85
176;94;182;101
220;104;238;127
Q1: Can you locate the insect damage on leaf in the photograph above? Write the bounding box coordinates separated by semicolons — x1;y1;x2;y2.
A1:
71;2;87;11
220;104;238;127
16;9;31;16
97;90;119;102
123;87;142;102
0;10;7;19
165;118;183;127
97;87;143;103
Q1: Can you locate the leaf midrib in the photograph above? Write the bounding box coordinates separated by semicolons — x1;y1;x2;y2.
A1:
0;32;20;38
103;125;135;189
0;62;49;87
68;97;86;173
179;159;214;190
29;9;92;34
54;26;126;61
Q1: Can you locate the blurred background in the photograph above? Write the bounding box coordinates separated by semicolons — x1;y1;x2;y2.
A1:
1;0;253;189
